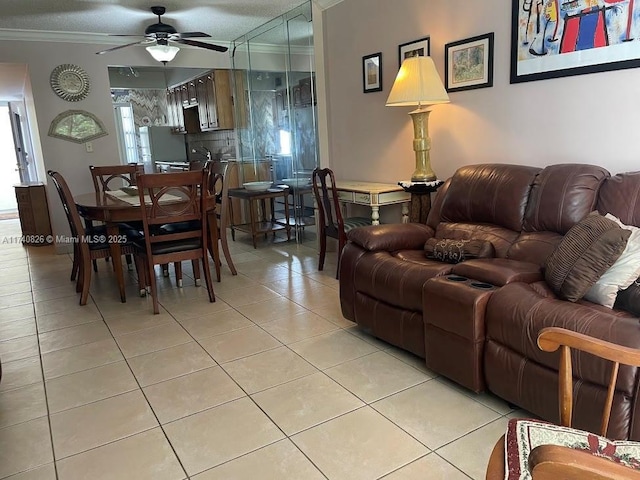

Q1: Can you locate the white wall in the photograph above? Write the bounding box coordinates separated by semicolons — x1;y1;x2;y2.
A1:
323;0;640;184
0;39;231;247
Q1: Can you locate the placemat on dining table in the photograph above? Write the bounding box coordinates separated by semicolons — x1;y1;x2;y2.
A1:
105;189;183;206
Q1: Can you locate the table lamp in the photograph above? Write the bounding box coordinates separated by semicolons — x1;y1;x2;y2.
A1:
386;56;450;182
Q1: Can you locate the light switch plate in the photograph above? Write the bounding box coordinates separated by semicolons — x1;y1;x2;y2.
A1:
85;142;93;153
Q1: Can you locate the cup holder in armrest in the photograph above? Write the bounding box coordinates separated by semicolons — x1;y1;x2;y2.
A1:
447;275;468;282
470;282;493;289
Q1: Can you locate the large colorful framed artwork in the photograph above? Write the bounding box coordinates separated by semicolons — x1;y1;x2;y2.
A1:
511;0;640;83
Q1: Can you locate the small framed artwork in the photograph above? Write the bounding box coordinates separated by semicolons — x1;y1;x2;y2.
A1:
362;52;382;93
398;36;430;68
444;32;494;93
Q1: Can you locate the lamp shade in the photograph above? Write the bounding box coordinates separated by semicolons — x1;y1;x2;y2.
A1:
386;56;449;108
146;44;180;63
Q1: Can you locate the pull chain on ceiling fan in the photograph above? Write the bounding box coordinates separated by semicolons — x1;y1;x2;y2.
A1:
96;6;228;64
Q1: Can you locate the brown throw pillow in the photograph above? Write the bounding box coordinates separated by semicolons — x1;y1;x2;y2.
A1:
424;238;495;264
614;278;640;316
545;211;631;302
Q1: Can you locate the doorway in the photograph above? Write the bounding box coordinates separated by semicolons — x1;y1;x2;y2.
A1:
0;104;23;218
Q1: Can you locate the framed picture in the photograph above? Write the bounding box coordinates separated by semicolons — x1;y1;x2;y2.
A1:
511;0;640;83
444;32;494;92
362;52;382;93
398;36;430;68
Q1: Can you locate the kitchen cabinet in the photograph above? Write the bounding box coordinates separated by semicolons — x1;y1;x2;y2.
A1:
196;70;234;131
196;73;219;130
166;69;237;133
166;88;186;134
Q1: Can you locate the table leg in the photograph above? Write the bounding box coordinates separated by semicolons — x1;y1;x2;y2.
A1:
107;223;126;302
402;202;409;224
249;198;258;249
283;191;291;241
371;206;380;225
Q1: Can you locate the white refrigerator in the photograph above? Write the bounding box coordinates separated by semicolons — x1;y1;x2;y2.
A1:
139;126;187;173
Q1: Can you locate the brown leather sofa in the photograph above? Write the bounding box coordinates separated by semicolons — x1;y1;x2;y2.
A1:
339;163;640;440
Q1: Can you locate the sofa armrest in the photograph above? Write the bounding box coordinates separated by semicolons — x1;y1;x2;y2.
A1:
451;258;543;286
347;223;434;252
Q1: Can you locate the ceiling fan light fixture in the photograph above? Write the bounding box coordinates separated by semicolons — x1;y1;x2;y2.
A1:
146;44;180;63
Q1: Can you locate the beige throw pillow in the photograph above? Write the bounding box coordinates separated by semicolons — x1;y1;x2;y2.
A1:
584;214;640;308
544;211;631;302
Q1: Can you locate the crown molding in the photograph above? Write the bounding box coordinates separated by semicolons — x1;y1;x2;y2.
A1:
312;0;345;9
0;28;231;50
0;28;312;55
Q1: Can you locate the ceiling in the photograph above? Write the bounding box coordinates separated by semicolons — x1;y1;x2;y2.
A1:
0;0;326;43
0;0;343;100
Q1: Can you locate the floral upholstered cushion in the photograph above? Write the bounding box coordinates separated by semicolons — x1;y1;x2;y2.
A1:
505;418;640;479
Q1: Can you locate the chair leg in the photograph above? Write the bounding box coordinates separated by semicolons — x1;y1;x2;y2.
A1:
175;262;183;287
220;231;237;276
147;261;160;314
133;254;146;296
192;259;201;286
201;253;216;303
92;259;98;273
336;237;346;280
79;258;92;305
71;245;79;281
318;233;327;272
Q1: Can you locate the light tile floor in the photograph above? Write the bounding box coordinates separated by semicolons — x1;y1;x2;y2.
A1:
0;219;524;479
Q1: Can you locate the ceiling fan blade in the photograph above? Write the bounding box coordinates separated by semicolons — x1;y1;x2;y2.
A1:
108;34;149;37
174;38;228;53
96;41;145;55
174;32;211;39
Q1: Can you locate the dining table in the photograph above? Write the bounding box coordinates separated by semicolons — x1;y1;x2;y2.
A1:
74;190;219;303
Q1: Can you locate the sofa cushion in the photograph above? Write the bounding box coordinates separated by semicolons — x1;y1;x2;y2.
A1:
435;223;520;258
451;258;542;286
523;164;609;235
584;214;640;308
597;171;640;228
544;212;631;302
424;238;494;264
507;231;564;267
439;164;540;233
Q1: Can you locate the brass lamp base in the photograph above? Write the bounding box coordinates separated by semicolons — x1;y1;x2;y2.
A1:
409;107;437;182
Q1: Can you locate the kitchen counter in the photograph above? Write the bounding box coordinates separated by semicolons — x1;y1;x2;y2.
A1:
155;161;191;173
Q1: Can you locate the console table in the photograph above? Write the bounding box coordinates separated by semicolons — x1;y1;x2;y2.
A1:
332;181;411;225
228;187;292;248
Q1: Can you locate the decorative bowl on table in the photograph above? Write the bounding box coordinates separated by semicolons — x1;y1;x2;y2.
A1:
243;181;272;192
281;178;311;188
120;186;139;196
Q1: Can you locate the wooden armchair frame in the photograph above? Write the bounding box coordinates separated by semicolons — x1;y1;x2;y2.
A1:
486;327;640;480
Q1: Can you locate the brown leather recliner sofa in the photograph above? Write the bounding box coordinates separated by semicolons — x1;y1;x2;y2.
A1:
339;163;640;440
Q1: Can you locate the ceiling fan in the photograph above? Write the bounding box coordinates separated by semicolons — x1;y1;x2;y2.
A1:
96;6;228;63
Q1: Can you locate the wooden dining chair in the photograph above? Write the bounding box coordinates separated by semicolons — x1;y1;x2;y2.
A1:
89;164;143;272
486;327;640;480
47;170;138;305
312;167;371;278
89;164;143;193
134;170;215;314
207;165;237;279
